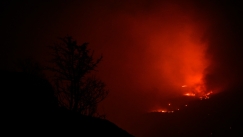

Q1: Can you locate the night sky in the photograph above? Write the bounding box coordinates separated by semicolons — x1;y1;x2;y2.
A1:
1;0;243;136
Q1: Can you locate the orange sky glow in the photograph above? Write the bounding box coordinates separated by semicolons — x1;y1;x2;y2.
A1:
117;3;211;97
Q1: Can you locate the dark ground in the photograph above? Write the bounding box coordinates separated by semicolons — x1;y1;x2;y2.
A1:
0;70;134;136
130;87;243;137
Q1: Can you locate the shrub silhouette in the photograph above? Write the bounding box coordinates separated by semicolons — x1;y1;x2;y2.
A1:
48;36;108;116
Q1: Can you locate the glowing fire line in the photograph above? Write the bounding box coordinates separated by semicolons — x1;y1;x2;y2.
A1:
149;86;213;114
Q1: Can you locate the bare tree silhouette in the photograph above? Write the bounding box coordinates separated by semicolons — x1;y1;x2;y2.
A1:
48;36;108;116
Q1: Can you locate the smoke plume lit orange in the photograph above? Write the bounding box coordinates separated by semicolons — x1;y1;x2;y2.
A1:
102;3;213;116
119;3;210;97
149;21;209;96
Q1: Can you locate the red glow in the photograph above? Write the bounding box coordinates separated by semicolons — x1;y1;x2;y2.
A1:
76;1;217;130
139;4;211;99
102;3;213;118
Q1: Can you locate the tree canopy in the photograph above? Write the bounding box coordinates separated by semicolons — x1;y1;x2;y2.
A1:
49;36;108;116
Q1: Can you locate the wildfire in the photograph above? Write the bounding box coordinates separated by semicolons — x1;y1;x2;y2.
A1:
181;83;213;99
149;85;213;114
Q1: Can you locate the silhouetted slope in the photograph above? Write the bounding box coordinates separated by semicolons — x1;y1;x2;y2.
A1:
133;87;243;137
54;107;134;136
0;71;134;136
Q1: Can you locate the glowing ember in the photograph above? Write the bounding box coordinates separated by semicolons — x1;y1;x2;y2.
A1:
184;93;196;96
199;91;213;100
150;109;176;113
151;109;168;113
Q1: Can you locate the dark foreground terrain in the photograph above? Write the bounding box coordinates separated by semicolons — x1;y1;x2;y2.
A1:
1;71;134;136
131;87;243;137
2;70;242;137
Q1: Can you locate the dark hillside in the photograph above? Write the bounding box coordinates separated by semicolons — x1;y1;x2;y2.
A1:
0;71;133;136
136;87;243;137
